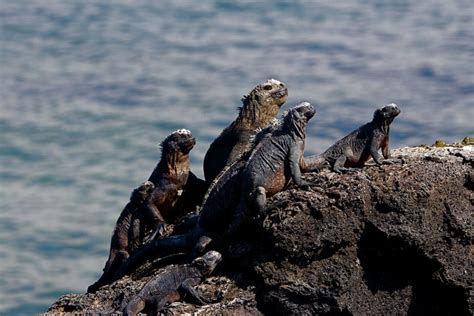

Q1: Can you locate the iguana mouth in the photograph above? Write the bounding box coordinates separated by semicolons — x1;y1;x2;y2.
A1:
272;87;288;102
305;107;316;119
181;137;196;153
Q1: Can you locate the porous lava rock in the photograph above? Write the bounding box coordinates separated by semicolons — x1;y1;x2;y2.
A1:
46;146;473;315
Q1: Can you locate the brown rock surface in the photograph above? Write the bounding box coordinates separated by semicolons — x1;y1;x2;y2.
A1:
46;146;473;315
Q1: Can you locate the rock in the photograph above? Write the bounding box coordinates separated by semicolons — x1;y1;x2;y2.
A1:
45;146;473;315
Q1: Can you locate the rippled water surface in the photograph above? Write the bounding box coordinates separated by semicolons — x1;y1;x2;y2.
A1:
1;1;473;314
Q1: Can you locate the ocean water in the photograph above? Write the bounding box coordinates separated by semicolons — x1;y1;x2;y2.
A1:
0;0;473;314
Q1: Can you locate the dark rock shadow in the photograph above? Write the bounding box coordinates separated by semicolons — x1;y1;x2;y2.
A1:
357;223;469;315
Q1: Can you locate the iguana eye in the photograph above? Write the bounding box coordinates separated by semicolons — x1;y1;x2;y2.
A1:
263;85;273;91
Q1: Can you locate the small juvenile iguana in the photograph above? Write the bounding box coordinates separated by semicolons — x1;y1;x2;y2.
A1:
303;103;401;173
203;79;288;183
141;129;206;242
87;181;155;293
122;250;222;316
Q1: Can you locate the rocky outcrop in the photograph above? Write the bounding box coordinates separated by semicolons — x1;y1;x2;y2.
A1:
46;145;473;315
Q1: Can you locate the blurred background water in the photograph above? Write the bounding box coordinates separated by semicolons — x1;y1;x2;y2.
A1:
0;0;473;314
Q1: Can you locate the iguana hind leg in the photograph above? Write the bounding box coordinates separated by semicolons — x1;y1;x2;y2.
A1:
179;278;208;305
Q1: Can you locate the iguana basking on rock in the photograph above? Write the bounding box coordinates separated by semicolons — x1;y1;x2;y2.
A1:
198;102;317;246
113;103;318;276
203;78;288;183
141;129;206;242
87;181;155;293
122;250;222;316
303;103;401;173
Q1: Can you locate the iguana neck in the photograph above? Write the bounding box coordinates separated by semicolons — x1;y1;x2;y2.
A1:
157;153;189;177
374;118;392;135
235;98;279;130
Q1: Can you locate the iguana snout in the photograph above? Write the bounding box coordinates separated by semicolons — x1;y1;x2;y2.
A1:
257;78;288;107
375;103;401;121
192;250;222;275
299;102;316;120
163;129;196;155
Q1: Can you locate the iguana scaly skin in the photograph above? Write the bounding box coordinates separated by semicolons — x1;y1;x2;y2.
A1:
141;129;206;242
203;79;288;183
87;181;155;293
200;102;317;243
123;251;222;316
113;103;317;276
303;103;401;173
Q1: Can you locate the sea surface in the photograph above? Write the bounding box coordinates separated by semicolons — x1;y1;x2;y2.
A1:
0;0;473;314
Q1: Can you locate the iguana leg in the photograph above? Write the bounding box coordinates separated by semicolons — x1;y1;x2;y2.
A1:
142;195;166;243
155;291;181;314
179;278;208;305
124;297;146;316
289;141;310;186
250;186;267;213
333;155;347;173
370;139;384;165
381;139;390;159
129;215;141;253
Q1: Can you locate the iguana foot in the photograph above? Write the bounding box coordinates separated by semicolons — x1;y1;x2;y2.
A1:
382;158;403;165
143;224;166;244
334;167;358;174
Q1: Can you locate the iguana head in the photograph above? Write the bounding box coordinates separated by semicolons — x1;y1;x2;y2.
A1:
159;129;196;172
130;181;155;202
192;250;222;276
283;102;316;138
239;79;288;128
161;129;196;155
373;103;401;125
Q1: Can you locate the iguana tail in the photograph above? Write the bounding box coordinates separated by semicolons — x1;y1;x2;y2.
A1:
300;155;329;172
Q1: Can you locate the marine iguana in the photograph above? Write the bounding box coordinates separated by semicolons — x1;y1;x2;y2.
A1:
122;250;222;316
141;129;206;242
87;181;155;293
198;102;317;245
113;103;318;276
303;103;401;173
203;78;288;183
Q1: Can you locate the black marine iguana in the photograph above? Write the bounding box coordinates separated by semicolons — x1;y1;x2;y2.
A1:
122;250;222;316
114;103;317;277
87;181;155;293
303;103;401;173
197;102;317;247
203;78;288;183
141;129;206;242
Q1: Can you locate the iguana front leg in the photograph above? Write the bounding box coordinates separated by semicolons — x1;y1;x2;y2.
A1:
370;138;384;165
128;214;141;253
179;278;208;305
142;191;167;243
332;154;347;173
250;186;267;213
289;141;310;186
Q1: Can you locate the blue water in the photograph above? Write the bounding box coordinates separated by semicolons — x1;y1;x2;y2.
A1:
0;1;473;314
